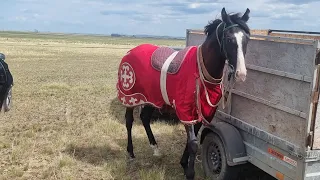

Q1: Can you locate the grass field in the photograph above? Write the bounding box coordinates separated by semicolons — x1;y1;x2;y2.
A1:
0;31;213;179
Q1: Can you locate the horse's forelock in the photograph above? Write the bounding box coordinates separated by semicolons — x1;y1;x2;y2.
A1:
204;12;250;39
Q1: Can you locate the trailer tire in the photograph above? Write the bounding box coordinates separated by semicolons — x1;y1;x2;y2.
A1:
202;132;240;180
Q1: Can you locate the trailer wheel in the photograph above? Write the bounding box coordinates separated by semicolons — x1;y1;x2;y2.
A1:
202;132;240;180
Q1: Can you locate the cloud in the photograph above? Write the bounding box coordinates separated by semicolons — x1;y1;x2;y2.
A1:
0;0;320;36
270;0;318;4
100;10;138;16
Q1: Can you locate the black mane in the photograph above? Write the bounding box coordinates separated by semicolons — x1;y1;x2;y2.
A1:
204;13;250;37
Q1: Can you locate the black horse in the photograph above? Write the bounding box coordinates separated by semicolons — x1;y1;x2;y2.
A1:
0;53;13;113
117;7;251;180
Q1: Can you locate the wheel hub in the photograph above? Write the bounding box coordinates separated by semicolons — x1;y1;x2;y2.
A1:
208;142;222;174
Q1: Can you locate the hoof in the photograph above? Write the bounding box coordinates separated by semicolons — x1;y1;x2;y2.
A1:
184;171;195;180
150;144;161;157
153;150;161;157
127;153;135;161
184;175;194;180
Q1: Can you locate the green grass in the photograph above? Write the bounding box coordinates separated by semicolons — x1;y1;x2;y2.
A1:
0;31;185;46
0;31;207;179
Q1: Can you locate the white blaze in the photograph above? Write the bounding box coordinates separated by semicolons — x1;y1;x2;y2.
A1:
234;31;247;82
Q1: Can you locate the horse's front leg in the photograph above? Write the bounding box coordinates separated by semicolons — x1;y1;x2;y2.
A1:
180;123;202;174
184;124;198;180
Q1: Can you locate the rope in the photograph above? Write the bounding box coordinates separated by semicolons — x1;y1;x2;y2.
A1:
194;22;239;123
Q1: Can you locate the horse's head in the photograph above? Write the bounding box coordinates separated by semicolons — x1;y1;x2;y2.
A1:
220;8;250;82
204;8;251;82
0;53;13;113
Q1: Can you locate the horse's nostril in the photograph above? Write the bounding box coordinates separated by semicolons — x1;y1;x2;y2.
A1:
235;70;247;82
235;71;240;77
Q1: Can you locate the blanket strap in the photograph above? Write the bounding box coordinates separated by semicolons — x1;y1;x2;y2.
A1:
196;45;224;107
195;77;210;126
160;51;178;105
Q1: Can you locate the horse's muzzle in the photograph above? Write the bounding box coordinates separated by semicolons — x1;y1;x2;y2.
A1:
235;70;247;82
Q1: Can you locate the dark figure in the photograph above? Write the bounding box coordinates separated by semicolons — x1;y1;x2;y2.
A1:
0;53;13;113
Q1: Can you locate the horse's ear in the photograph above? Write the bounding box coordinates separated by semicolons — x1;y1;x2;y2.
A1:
241;8;250;22
221;7;231;25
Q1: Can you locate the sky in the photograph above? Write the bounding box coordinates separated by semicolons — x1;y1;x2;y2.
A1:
1;0;320;37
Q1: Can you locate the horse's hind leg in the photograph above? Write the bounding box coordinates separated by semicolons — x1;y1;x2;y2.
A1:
125;107;135;160
140;105;160;156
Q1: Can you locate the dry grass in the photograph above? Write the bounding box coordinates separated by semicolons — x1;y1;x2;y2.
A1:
0;32;209;180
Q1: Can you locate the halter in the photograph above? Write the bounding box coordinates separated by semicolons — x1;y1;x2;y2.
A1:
215;22;239;77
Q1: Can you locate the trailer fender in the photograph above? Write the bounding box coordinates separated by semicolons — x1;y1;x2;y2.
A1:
199;121;248;166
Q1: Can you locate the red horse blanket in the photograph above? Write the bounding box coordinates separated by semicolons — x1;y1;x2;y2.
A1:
116;44;222;125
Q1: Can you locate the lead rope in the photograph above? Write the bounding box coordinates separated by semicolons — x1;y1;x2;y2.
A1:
196;21;237;111
196;45;224;108
215;22;239;109
221;67;236;109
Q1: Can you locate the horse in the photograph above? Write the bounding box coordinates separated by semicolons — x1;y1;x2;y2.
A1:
116;7;251;180
0;53;14;113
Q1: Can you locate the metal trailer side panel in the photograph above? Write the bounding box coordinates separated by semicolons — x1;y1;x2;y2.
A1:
234;69;311;114
226;40;316;149
245;39;315;77
230;93;307;147
186;29;206;46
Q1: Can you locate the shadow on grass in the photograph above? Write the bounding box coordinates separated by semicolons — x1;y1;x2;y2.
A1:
109;97;180;125
63;129;206;180
63;138;274;180
63;143;124;166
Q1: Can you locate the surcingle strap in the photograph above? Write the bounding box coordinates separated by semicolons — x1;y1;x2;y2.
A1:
160;51;178;105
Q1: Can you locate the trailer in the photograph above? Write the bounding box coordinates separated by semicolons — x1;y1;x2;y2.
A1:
180;29;320;180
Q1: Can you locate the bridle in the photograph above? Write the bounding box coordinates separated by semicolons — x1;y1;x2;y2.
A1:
197;22;244;116
215;22;240;80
